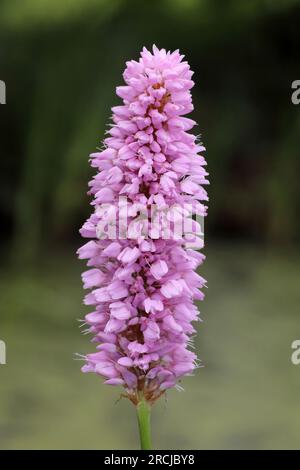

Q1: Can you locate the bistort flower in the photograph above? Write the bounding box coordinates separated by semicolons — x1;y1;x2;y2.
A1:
77;45;208;407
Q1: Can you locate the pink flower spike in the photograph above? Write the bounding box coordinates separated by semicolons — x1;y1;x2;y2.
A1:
77;46;209;447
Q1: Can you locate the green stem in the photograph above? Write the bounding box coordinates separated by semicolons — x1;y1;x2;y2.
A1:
136;398;152;450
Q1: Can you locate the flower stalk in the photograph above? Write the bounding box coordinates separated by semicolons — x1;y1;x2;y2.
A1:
136;398;152;450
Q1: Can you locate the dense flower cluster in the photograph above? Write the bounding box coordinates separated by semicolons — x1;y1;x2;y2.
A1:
77;46;208;404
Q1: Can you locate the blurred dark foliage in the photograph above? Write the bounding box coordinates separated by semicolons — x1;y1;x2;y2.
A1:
0;0;299;264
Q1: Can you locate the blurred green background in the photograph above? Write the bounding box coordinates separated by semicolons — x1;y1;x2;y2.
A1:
0;0;300;450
